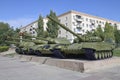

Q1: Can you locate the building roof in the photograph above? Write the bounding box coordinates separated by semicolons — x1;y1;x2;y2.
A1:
58;10;120;24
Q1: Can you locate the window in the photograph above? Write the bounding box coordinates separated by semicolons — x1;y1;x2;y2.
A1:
102;22;104;25
82;23;84;27
76;27;81;32
76;21;81;24
33;31;35;34
74;28;76;32
86;24;88;27
66;35;68;38
86;18;88;21
65;23;68;26
30;28;32;31
91;23;95;25
82;30;85;32
76;15;81;19
73;22;75;26
59;30;61;34
65;17;68;21
33;28;35;30
96;20;98;23
89;19;92;23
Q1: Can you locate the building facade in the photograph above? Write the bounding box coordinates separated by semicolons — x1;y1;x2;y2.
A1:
20;10;120;42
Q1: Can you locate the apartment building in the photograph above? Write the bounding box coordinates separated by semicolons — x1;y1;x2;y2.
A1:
20;19;48;36
20;10;120;42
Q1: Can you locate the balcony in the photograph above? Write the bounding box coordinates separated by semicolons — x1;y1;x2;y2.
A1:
74;15;83;22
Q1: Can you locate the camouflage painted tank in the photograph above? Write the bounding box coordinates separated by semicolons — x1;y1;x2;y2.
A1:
15;38;48;55
47;16;115;60
30;37;71;56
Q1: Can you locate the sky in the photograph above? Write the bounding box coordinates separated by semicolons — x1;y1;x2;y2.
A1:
0;0;120;28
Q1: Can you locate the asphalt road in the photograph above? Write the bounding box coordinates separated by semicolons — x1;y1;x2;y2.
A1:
0;56;120;80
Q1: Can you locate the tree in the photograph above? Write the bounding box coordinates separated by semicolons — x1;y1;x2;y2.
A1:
47;10;59;38
0;22;11;45
94;25;104;40
114;24;120;47
104;22;115;43
0;22;10;35
37;15;44;37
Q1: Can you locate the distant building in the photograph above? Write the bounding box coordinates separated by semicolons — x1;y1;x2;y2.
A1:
20;10;120;42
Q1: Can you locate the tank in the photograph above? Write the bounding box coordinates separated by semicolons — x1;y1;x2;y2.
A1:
47;16;115;60
30;37;71;56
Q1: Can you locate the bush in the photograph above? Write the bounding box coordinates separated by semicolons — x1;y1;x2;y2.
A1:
0;46;9;52
113;48;120;57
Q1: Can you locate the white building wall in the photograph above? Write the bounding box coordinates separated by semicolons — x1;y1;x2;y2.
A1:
58;13;74;42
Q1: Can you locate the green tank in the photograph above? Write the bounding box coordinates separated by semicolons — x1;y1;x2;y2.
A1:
30;37;71;56
14;38;48;55
47;16;115;60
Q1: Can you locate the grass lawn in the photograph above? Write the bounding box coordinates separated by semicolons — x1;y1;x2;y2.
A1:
113;48;120;57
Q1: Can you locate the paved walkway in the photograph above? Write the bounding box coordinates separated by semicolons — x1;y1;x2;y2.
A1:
0;56;120;80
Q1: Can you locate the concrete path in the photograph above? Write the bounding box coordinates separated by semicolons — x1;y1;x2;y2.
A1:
0;56;120;80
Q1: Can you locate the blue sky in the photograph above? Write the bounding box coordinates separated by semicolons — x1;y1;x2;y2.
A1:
0;0;120;28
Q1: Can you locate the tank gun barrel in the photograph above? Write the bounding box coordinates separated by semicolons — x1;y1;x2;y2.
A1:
47;16;83;41
24;35;54;43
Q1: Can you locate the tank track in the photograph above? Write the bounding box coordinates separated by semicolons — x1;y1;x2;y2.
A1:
15;48;23;54
34;50;42;56
53;49;65;59
84;48;113;60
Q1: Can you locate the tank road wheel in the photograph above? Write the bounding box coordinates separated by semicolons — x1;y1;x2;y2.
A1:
107;52;110;58
109;51;113;57
101;52;105;59
53;49;65;59
104;52;108;58
34;50;41;56
94;52;99;60
98;52;102;59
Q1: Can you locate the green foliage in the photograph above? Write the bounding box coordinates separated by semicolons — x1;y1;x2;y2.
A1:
113;48;120;57
94;25;104;40
0;22;10;35
85;22;117;44
0;22;20;45
37;15;44;37
43;31;49;38
114;26;120;47
104;22;115;43
47;10;59;38
0;22;11;45
0;46;9;52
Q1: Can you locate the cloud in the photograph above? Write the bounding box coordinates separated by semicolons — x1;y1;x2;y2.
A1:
0;17;36;29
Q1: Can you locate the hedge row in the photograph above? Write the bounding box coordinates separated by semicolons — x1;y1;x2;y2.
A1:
0;46;9;52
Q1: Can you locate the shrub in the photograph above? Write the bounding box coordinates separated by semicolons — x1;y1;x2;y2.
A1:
0;46;9;52
113;48;120;57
